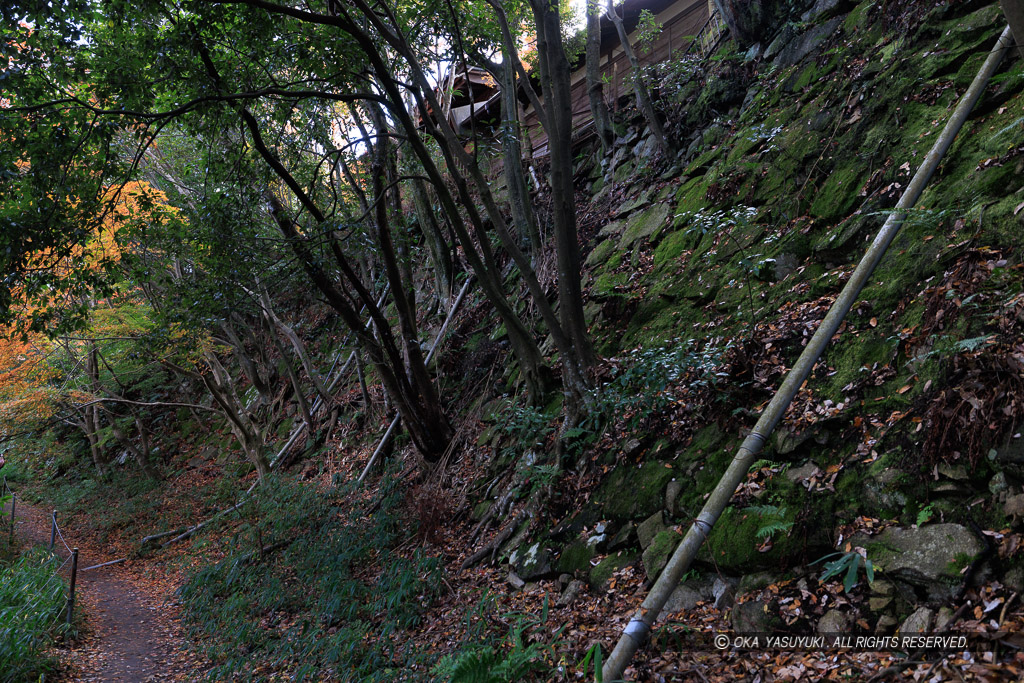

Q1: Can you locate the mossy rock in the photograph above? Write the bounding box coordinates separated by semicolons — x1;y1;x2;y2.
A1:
585;239;618;267
843;0;874;32
615;187;655;217
476;425;497;446
868;524;983;600
471;500;492;521
275;417;295;439
819;333;897;399
592;461;676;522
621;203;671;248
592;271;629;298
613;160;635;183
701;504;801;573
674;176;711;216
809;165;864;221
642;529;683;580
653;228;690;267
556;538;597;574
589;550;636;592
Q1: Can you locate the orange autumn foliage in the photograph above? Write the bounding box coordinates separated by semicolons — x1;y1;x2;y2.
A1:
8;181;175;325
0;328;56;427
2;182;175;428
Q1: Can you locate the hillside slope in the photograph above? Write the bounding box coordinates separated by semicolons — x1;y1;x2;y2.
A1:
5;0;1024;680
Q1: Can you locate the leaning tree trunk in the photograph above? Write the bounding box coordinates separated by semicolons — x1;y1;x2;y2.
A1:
409;176;456;307
586;0;615;153
201;351;270;479
606;0;674;158
496;56;543;258
83;341;109;476
110;422;160;480
366;102;455;457
257;284;332;404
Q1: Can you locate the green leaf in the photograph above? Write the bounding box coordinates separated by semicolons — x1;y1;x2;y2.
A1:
843;556;859;592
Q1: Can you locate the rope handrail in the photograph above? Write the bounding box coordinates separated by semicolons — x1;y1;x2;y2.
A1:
53;522;73;555
3;478;81;626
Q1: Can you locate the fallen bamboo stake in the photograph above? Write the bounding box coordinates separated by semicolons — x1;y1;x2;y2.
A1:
81;558;125;571
140;528;186;546
357;276;475;483
602;25;1015;682
267;286;391;471
162;499;249;547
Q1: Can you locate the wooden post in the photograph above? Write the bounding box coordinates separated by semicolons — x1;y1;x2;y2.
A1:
9;492;14;544
66;548;78;626
50;510;57;551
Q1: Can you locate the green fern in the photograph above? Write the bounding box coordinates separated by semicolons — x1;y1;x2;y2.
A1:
748;504;795;539
450;649;503;683
952;335;993;353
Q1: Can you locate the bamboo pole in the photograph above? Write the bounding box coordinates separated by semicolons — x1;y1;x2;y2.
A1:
602;25;1015;682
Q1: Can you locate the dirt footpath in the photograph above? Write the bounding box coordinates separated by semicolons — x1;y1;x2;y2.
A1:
9;501;202;681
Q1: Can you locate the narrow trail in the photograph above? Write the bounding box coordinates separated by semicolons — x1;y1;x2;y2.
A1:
8;501;199;681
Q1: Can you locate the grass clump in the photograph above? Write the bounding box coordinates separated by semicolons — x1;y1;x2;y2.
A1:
0;546;70;682
178;474;443;681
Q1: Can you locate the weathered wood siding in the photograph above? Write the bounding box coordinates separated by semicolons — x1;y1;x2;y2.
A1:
521;0;710;158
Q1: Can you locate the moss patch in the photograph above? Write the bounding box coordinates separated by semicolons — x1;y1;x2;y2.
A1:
642;529;683;579
585;239;617;268
701;504;801;573
592;461;675;522
809;166;865;221
556;538;597;574
621;203;672;248
589;551;636;592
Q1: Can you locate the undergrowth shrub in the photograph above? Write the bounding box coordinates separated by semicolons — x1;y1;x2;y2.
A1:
406;483;454;545
0;547;69;683
431;596;561;683
21;469;165;544
178;473;443;681
495;338;731;455
568;338;732;445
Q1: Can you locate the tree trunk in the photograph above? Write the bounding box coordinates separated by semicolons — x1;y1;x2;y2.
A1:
219;319;274;404
201;351;270;479
134;414;160;479
111;423;160;480
355;348;372;412
366;102;455;458
409;176;456;307
84;341;108;476
496;56;542;257
256;284;332;404
270;330;316;431
586;0;615;152
530;0;598;386
606;0;674;158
